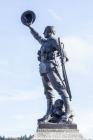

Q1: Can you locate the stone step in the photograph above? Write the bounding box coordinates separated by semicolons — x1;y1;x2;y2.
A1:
32;123;87;140
33;138;85;139
33;138;87;140
33;130;85;140
37;129;79;132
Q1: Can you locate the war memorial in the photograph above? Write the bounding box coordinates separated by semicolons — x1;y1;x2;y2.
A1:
21;10;88;140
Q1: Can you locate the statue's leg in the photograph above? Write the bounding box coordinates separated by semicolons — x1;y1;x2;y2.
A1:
47;71;72;121
38;74;53;123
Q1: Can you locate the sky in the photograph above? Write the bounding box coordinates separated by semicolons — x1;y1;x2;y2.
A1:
0;0;93;139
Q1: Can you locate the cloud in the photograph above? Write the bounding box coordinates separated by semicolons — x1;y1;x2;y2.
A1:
75;111;93;139
12;115;25;120
0;89;42;102
48;9;62;21
62;36;93;75
0;113;38;137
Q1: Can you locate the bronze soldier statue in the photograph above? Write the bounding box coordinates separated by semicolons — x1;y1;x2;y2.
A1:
21;11;73;123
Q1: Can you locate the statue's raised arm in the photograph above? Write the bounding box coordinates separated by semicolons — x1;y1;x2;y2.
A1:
29;26;45;45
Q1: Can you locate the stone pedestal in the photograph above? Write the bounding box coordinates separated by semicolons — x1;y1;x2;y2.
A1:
32;123;87;140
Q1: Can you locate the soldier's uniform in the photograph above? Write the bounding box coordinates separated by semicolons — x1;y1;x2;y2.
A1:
30;27;71;122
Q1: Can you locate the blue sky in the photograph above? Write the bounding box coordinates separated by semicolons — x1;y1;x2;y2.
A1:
0;0;93;139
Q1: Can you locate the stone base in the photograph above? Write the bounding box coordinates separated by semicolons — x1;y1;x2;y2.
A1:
38;122;77;129
32;123;87;140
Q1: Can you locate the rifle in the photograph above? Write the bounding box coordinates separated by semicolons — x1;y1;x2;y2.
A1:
58;37;72;101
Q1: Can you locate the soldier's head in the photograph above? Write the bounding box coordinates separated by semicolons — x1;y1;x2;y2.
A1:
43;26;55;38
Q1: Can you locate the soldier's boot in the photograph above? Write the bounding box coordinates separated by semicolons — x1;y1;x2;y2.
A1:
60;90;73;122
38;98;53;123
62;97;71;122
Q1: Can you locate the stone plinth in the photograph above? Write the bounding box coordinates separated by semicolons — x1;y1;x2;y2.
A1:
32;123;87;140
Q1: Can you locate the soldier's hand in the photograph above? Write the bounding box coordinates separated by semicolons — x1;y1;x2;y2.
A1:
70;97;72;101
66;57;69;62
26;22;31;27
